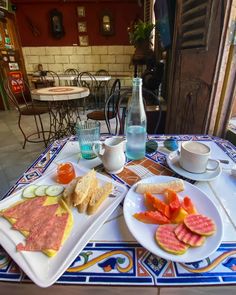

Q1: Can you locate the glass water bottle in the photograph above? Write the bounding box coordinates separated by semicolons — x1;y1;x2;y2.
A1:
125;78;147;160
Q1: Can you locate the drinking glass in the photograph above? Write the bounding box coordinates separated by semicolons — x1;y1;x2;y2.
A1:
76;120;100;159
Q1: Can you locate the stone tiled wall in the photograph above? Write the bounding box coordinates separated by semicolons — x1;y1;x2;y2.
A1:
22;45;135;87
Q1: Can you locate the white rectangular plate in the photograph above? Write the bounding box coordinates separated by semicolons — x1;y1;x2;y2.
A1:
0;165;127;287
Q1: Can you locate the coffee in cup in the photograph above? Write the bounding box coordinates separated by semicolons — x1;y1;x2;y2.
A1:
179;141;219;174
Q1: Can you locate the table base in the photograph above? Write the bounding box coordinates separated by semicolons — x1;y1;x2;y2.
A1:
49;100;81;139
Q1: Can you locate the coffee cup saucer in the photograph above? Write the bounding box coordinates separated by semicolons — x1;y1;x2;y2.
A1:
166;152;222;182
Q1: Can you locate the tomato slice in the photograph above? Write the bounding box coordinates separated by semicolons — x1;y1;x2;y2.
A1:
181;196;198;214
145;192;170;218
133;211;170;224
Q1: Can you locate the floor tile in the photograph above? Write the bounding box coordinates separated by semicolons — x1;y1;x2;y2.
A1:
160;286;236;295
0;284;159;295
0;109;114;194
0;167;10;198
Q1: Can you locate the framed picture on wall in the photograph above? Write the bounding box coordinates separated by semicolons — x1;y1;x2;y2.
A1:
79;35;89;46
77;6;85;17
78;22;87;33
0;0;8;10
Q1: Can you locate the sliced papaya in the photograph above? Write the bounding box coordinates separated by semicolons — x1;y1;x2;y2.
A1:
144;193;155;211
181;196;198;214
155;224;189;255
145;192;170;218
164;189;181;216
171;207;189;224
133;210;170;224
174;222;205;247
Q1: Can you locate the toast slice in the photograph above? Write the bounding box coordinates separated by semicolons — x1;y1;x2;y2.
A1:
87;182;113;215
63;176;81;207
73;169;97;206
77;177;99;213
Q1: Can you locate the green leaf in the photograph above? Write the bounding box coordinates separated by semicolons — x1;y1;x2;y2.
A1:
128;20;156;45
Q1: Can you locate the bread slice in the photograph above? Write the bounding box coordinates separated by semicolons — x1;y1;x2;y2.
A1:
77;177;99;213
73;169;97;206
87;182;113;215
63;176;81;207
136;179;184;194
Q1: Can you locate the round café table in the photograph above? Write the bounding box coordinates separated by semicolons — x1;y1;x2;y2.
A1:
31;86;89;139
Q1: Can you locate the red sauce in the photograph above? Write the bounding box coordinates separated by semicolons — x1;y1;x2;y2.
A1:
56;162;75;184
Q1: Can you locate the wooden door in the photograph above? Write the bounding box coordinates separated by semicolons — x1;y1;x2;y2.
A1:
0;9;28;109
165;0;228;134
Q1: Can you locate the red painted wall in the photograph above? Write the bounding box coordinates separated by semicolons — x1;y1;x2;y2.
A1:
13;1;143;46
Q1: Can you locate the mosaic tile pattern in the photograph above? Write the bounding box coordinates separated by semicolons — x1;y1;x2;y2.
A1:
1;242;236;286
0;135;236;286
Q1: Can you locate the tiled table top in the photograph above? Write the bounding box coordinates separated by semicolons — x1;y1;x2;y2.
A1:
0;134;236;288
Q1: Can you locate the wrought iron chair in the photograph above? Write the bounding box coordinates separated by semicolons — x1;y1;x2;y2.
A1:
4;78;53;149
95;69;110;76
31;70;54;89
76;71;98;112
95;69;110;107
45;70;61;86
87;79;121;134
65;68;79;75
116;87;162;135
64;68;79;86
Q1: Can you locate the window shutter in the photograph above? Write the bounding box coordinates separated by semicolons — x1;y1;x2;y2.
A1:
181;0;213;49
144;0;153;23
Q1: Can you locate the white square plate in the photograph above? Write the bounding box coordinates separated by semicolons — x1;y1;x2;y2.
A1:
0;165;127;287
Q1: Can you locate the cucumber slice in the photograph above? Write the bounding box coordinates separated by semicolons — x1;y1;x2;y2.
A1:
35;185;49;197
46;185;64;197
22;184;38;199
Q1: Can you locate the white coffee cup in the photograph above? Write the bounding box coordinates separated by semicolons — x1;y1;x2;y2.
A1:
179;141;220;174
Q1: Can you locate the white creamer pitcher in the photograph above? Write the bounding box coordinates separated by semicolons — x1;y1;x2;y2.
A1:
93;137;126;174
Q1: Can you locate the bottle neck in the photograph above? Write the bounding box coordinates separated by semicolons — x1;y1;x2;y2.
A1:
125;78;146;130
132;84;142;101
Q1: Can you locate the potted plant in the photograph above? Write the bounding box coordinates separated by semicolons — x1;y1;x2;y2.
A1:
128;20;156;48
128;20;156;65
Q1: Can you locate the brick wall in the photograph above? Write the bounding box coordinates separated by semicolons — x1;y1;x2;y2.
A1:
22;45;135;87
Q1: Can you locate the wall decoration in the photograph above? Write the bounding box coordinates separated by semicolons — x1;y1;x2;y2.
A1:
49;9;65;39
9;71;24;94
77;6;85;17
0;0;8;10
100;11;114;36
79;35;88;46
78;22;87;33
9;62;19;71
